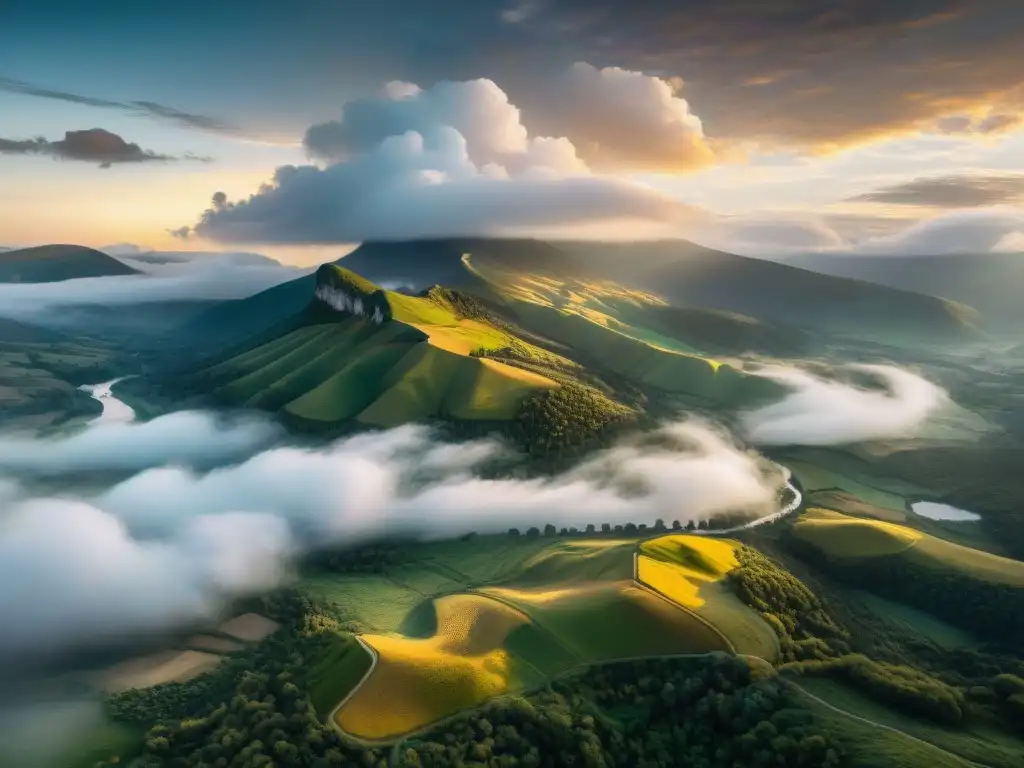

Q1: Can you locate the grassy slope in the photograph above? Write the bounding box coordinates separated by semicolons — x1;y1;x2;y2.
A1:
637;535;780;659
0;244;138;282
186;277;560;427
793;677;1024;768
793;509;1024;585
561;240;979;344
462;254;784;406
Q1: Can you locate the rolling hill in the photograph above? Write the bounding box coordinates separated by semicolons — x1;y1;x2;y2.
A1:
0;244;138;282
183;265;564;429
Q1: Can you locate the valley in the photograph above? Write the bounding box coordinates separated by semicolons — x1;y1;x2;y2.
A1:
1;237;1022;768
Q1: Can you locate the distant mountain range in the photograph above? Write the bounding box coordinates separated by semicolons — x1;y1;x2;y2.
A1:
782;251;1022;332
0;244;138;283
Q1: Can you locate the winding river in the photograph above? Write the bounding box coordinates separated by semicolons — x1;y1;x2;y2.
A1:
78;378;136;424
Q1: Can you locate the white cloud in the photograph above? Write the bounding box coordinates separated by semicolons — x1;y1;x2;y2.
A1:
0;410;282;475
524;62;716;171
188;68;720;245
304;78;530;164
192;126;691;244
850;207;1024;256
0;418;783;661
742;364;948;445
993;230;1024;252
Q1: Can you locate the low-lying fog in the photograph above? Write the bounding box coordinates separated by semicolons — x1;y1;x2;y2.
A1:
0;360;954;666
0;353;960;766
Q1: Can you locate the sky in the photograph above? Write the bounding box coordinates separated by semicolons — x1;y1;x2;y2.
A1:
1;0;1022;261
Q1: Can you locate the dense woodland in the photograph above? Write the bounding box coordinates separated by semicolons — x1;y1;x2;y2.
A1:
400;655;843;768
727;546;973;726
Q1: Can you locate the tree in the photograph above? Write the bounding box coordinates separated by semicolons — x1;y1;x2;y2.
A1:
671;520;682;531
601;523;612;534
685;520;696;531
508;528;521;537
585;524;596;534
526;527;540;538
544;524;557;536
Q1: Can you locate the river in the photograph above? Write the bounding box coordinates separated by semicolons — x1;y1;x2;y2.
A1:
78;378;136;424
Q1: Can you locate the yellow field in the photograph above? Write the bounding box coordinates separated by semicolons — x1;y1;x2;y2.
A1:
793;509;1024;586
334;594;532;739
637;535;779;660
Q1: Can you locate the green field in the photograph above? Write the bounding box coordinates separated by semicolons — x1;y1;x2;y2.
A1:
793;509;1024;585
307;633;374;717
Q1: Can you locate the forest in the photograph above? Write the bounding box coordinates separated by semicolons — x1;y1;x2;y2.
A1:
399;654;843;768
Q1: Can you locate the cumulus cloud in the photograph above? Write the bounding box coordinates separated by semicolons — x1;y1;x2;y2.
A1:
0;410;282;475
743;364;948;445
0;128;209;168
0;249;305;318
523;62;716;171
0;418;784;661
192;126;690;244
305;78;531;164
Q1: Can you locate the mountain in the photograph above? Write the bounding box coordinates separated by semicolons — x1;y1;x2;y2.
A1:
559;241;980;346
781;251;1023;332
0;244;139;283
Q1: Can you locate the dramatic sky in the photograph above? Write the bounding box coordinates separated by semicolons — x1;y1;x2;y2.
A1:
1;0;1022;258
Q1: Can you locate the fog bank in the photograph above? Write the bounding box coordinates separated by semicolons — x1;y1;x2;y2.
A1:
0;418;783;662
743;364;948;445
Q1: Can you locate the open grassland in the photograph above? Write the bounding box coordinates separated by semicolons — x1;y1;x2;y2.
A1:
794;509;1024;585
637;535;779;659
483;581;731;661
335;594;536;739
791;677;1024;768
788;683;975;768
498;539;637;587
850;590;978;650
788;461;911;515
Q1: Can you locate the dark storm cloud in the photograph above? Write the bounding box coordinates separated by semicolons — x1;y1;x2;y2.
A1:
851;174;1024;207
0;77;237;134
505;0;1024;150
0;128;209;168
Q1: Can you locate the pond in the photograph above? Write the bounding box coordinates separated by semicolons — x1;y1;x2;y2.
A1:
910;501;981;522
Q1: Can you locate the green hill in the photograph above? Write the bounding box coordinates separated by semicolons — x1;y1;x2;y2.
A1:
184;265;562;430
0;244;138;282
